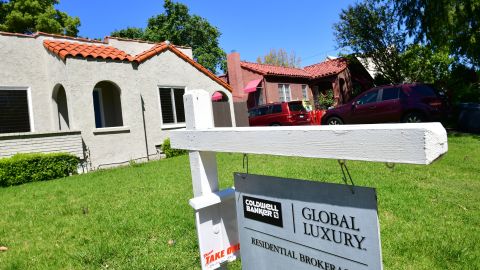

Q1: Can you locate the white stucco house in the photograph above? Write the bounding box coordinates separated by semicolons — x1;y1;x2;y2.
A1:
0;31;234;169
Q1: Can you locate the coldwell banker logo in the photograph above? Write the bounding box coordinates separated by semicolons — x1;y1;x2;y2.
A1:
243;195;283;227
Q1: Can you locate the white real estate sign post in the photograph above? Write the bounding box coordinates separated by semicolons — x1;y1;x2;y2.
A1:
170;90;448;270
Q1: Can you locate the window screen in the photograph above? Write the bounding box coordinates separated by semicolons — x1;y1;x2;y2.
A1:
278;84;291;102
173;88;185;123
159;88;174;124
159;87;186;124
302;85;308;100
0;90;30;133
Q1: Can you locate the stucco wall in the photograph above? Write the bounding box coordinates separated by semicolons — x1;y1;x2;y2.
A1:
137;50;234;151
0;33;233;168
107;38;155;56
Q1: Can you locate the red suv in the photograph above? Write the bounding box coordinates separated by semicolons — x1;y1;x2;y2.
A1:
248;101;311;126
322;83;447;125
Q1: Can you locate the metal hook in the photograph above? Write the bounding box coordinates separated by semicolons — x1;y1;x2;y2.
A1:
338;159;355;194
242;154;249;175
385;162;395;169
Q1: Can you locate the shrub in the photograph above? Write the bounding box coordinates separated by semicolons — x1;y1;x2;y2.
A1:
161;138;187;158
0;153;80;187
318;90;335;109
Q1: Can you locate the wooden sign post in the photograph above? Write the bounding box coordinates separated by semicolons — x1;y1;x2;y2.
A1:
171;90;448;270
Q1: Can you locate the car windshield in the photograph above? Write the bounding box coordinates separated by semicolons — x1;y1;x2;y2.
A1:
288;102;306;112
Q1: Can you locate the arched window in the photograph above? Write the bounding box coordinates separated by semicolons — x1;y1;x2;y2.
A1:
92;81;123;128
52;84;70;130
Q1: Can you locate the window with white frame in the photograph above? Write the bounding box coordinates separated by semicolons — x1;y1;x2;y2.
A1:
159;87;185;125
278;84;291;102
92;81;124;128
302;85;309;100
0;88;32;133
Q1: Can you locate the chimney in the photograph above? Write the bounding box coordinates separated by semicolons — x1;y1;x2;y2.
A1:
227;52;245;100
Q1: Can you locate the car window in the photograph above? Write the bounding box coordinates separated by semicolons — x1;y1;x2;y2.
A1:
356;90;379;105
382;87;400;101
412;85;436;97
271;104;282;114
257;107;269;116
288;102;306;112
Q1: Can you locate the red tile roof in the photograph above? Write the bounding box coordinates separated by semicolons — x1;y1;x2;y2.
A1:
134;42;169;63
42;39;232;92
240;62;311;78
304;58;348;79
43;40;134;61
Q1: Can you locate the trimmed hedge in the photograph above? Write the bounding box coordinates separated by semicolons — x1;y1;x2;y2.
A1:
0;153;80;187
161;138;187;158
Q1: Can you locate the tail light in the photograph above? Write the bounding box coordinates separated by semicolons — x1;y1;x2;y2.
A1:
423;97;443;108
428;100;443;107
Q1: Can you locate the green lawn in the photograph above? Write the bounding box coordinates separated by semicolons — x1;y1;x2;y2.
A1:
0;134;479;269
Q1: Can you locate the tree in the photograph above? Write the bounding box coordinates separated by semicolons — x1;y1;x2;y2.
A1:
0;0;80;36
111;0;226;73
334;0;407;83
400;44;453;83
111;27;144;40
391;0;480;67
256;48;301;68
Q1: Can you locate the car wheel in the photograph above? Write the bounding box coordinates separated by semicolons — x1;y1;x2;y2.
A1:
327;117;343;125
270;123;281;126
403;112;424;123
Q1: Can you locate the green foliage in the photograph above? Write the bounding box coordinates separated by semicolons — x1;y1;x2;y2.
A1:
334;0;462;90
392;0;480;67
110;0;226;73
400;44;454;83
161;138;187;158
0;0;80;36
442;64;480;104
0;152;79;187
334;0;406;83
110;27;145;40
256;48;301;68
318;90;335;109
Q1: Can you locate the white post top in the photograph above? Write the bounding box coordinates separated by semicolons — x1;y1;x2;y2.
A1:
184;90;215;130
171;123;448;165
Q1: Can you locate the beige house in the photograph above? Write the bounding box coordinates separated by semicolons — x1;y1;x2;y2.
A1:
0;31;234;169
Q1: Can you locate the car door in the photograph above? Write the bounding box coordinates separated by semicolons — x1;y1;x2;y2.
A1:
374;87;402;122
350;89;381;123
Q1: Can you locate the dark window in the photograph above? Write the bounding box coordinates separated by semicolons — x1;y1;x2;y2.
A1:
174;89;185;123
271;105;282;114
92;82;123;128
160;88;185;124
257;106;269;116
412;85;436;97
0;90;30;133
288;102;306;112
92;90;103;128
356;90;379;105
382;87;400;101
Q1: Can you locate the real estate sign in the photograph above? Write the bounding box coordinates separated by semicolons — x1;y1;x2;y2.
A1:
235;173;383;270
